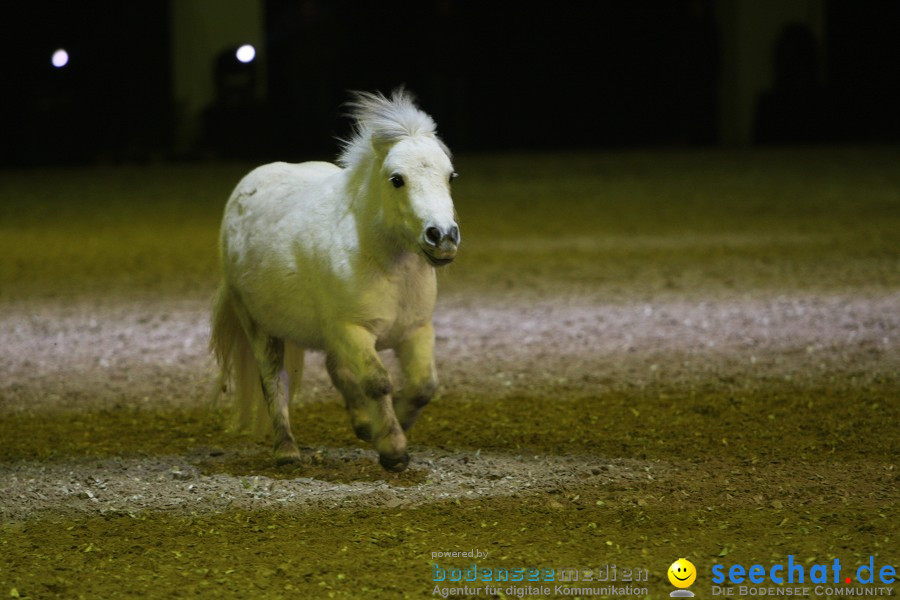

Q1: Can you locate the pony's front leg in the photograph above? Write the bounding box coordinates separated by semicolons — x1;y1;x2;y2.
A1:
393;323;438;432
325;325;408;472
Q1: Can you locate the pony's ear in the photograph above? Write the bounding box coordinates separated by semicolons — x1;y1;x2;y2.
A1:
368;131;396;159
369;136;392;159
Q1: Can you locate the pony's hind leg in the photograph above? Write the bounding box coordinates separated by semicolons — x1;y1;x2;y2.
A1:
393;322;438;431
283;342;305;405
325;324;408;472
253;336;301;464
232;302;301;465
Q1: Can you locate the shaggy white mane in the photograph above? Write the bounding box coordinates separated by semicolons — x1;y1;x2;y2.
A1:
338;89;450;168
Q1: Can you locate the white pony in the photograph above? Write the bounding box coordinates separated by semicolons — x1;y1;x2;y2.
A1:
210;90;459;472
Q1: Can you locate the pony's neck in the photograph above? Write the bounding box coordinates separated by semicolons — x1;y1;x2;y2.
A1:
345;153;408;268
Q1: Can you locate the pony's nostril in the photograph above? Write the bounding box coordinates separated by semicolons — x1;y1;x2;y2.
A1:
449;225;460;245
424;226;442;246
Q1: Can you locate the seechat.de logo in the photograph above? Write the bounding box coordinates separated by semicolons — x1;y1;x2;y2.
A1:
711;555;896;586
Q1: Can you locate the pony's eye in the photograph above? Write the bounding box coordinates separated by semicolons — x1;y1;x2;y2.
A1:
390;174;405;188
449;172;458;184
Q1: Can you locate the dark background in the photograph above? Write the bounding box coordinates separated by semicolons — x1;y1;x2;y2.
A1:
2;0;899;166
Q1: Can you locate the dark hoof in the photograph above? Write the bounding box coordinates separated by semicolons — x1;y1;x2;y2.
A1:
274;444;301;465
379;453;410;473
354;424;373;442
275;453;301;466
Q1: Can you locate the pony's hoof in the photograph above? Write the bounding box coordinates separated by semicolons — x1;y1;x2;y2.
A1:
274;446;301;466
379;452;409;473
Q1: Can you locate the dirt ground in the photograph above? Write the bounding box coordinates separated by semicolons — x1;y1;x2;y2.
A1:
0;148;897;598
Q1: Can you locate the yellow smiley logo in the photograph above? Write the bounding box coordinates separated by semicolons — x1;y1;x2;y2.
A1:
668;558;697;588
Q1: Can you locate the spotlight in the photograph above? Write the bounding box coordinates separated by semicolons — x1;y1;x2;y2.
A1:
235;44;256;64
51;48;69;68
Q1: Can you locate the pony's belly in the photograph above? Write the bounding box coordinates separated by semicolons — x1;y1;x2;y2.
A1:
252;301;427;352
279;315;327;349
237;286;327;349
271;313;327;350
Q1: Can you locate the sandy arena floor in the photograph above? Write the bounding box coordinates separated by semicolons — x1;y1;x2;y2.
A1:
0;148;897;598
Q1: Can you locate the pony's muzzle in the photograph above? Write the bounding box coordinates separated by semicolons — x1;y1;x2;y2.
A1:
421;224;459;266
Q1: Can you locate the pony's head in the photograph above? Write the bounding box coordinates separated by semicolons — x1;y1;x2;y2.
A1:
340;89;460;266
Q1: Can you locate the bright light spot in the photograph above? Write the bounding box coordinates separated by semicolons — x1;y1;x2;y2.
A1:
51;49;69;68
236;44;256;64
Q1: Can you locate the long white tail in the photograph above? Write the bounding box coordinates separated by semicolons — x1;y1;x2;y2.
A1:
209;283;268;437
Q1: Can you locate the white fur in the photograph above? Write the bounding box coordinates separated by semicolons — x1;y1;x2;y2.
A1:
210;90;458;471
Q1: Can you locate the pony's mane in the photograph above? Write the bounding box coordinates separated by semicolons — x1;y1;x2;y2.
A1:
338;89;449;168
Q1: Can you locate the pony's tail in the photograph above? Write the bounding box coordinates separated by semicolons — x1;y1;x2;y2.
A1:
209;283;269;437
